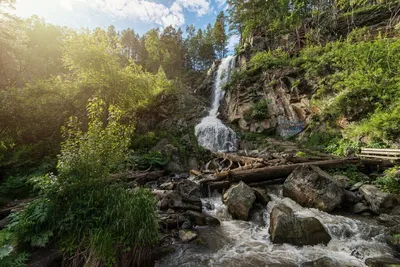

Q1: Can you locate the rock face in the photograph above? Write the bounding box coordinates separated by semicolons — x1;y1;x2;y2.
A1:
359;185;399;214
283;165;345;212
269;203;331;246
301;257;343;267
223;181;256;220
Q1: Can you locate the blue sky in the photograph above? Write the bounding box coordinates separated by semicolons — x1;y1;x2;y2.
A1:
15;0;230;34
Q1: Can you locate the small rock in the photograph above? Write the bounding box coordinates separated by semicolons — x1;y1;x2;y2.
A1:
223;181;256;221
269;203;331;246
392;206;400;215
359;184;399;214
332;175;351;189
178;230;198;243
204;202;214;210
159;182;175;190
301;256;342;267
179;172;190;179
352;203;370;214
365;256;400;267
185;210;220;226
378;214;400;227
350;182;364;191
252;187;271;205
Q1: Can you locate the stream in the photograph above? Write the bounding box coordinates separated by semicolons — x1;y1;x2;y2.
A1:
156;186;395;267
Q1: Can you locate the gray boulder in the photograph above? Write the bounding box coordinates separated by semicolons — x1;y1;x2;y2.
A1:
178;230;198;243
283;165;345;212
252;187;271;205
157;180;202;212
269;203;331;246
359;185;399;214
223;181;256;221
365;256;400;267
301;257;342;267
185;210;220;226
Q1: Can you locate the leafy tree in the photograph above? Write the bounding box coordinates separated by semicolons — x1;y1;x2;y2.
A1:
213;11;228;58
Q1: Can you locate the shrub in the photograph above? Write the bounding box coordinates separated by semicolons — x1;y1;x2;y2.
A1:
252;99;271;120
375;166;400;194
1;98;159;266
249;49;290;70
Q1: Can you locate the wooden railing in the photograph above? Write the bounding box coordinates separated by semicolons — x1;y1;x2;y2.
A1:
357;148;400;161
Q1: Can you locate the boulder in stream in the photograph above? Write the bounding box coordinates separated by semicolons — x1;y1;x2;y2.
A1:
283;165;345;212
269;203;331;246
301;257;343;267
223;181;256;221
185;210;220;226
365;256;400;267
359;184;399;214
178;230;198;243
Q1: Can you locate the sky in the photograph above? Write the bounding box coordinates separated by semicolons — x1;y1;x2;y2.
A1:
14;0;239;52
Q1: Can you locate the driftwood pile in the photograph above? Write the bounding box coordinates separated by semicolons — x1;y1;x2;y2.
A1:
196;152;394;195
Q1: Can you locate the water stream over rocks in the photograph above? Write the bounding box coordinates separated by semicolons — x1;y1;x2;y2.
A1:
156;186;395;267
195;56;237;152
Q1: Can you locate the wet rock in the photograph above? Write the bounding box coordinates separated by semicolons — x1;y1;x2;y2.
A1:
350;182;364;191
250;205;266;227
157;191;202;211
159;213;187;230
359;185;399;214
332;175;351;189
252;187;271;205
365;256;400;267
392;206;400;215
159;182;175;190
301;257;342;267
352;203;371;214
185;210;220;226
283;165;345;212
223;181;256;221
203;201;214;210
269;203;331;246
180;220;193;230
178;230;198;243
344;190;362;205
379;214;400;227
386;233;400;253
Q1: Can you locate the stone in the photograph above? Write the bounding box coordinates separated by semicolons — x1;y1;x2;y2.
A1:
359;185;399;214
252;187;271;205
378;214;400;227
350;182;364;191
351;203;371;214
392;206;400;215
365;256;400;267
269;203;331;246
185;210;220;226
332;175;351;189
175;180;202;204
178;230;198;243
283;165;345;212
301;257;343;267
223;181;256;221
386;233;400;253
344;190;362;205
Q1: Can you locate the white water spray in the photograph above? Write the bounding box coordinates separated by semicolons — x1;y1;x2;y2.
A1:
195;56;237;152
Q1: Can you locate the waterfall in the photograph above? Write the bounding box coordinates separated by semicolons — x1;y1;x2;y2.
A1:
195;56;237;152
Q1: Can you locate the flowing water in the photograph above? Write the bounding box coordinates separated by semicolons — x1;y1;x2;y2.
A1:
156;187;395;267
195;56;237;152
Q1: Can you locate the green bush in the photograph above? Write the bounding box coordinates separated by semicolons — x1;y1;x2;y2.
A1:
1;99;159;266
252;99;271;120
249;49;290;70
129;151;168;170
375;166;400;194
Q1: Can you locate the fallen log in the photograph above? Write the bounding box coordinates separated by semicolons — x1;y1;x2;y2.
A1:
228;158;393;183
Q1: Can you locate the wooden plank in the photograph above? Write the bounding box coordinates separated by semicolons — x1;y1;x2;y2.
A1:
357;154;400;160
361;148;400;153
360;151;400;156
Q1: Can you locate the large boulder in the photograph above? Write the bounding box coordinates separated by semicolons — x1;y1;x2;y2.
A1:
365;256;400;267
185;210;220;226
178;230;198;243
269;203;331;246
359;185;399;214
283;165;345;212
157;180;202;212
301;257;343;267
223;181;256;220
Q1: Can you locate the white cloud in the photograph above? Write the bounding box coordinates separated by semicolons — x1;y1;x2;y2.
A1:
60;0;73;11
74;0;210;27
227;34;240;53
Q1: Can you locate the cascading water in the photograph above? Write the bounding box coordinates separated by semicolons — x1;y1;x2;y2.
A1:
195;56;237;152
156;186;396;267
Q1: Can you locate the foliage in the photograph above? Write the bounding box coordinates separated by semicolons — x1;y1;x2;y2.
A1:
249;50;290;70
326;139;362;156
251;99;271;121
1;99;159;266
129;151;168;171
295;151;307;157
375;166;400;194
329;165;367;185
